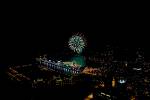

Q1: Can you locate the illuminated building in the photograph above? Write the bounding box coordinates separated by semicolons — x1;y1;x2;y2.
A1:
135;48;144;70
36;57;81;75
130;96;136;100
112;77;116;88
118;79;126;84
81;67;104;76
55;77;63;87
84;93;93;100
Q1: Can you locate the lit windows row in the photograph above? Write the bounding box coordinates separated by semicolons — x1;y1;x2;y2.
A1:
37;58;80;74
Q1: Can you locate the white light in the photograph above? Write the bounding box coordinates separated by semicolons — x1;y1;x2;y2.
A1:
119;79;126;84
133;68;142;71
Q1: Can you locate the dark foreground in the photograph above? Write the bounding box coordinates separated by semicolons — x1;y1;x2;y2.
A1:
1;78;93;100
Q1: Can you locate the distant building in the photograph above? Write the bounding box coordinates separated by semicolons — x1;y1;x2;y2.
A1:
36;57;81;75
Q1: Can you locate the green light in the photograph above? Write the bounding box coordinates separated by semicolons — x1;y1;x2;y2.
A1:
71;55;85;67
68;35;86;54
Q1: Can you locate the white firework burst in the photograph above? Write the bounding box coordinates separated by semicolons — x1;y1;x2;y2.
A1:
68;34;86;53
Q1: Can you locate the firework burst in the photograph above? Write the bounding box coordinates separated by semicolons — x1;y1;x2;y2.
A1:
68;33;86;54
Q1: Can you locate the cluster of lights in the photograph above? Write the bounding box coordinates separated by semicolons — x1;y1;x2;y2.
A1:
7;67;30;81
82;67;100;75
37;58;80;74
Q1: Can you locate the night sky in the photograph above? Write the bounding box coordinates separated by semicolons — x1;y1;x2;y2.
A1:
1;9;150;65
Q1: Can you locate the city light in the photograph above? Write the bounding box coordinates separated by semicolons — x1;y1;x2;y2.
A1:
36;57;81;75
84;93;93;100
133;68;142;71
118;79;126;84
5;32;150;99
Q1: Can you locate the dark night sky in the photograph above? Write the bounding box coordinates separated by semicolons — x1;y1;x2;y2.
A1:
1;8;150;65
1;25;149;64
